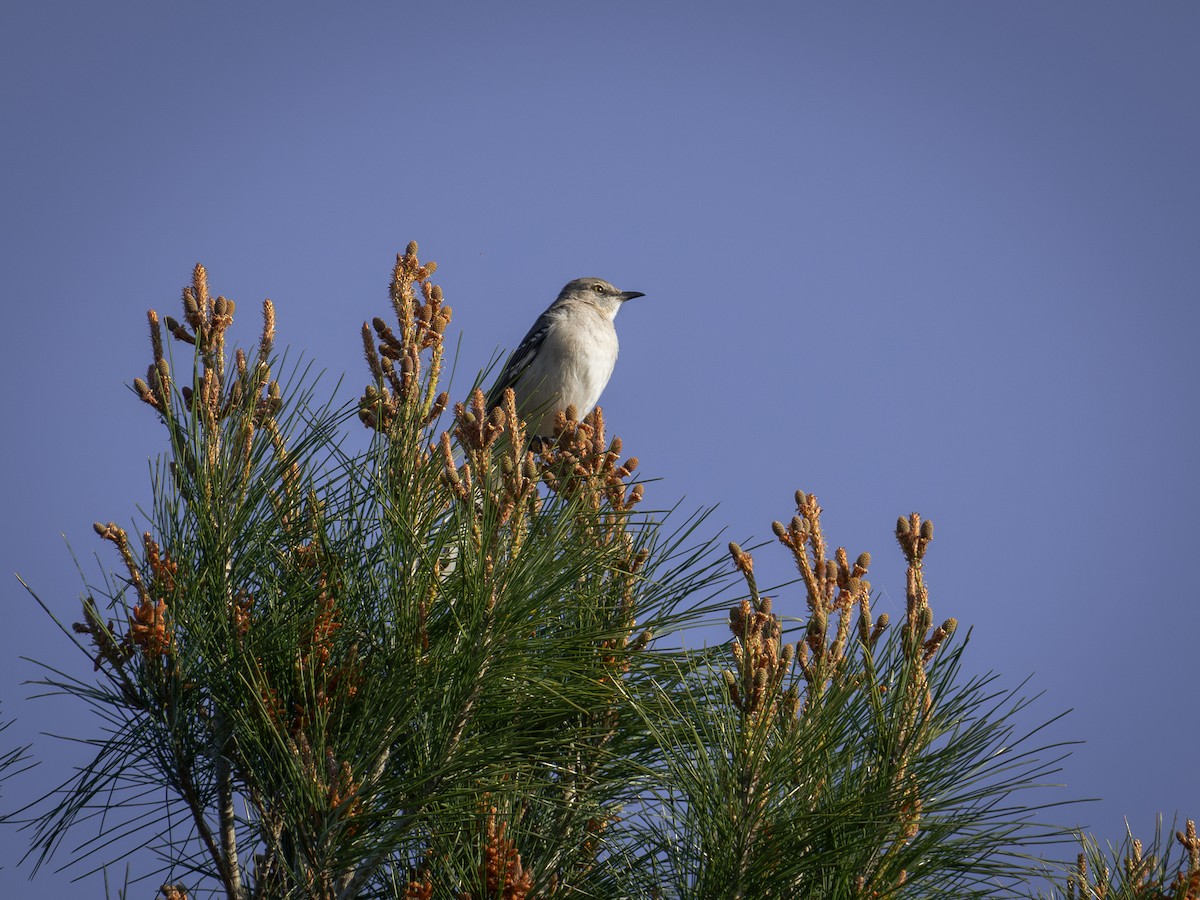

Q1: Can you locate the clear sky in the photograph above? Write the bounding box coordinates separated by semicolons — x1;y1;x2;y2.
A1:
2;2;1197;893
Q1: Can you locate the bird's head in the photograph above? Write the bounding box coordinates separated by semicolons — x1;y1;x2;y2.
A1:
557;277;645;319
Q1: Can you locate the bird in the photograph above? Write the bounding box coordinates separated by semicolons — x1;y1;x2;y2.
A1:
486;277;645;437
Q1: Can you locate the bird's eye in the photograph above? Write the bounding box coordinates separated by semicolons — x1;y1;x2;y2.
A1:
595;283;607;294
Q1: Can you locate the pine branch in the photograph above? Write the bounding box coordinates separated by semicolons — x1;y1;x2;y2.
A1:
214;713;244;900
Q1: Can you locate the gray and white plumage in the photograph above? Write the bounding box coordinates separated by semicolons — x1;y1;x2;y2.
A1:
487;277;645;437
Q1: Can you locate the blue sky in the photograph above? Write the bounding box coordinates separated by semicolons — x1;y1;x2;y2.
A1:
2;2;1197;893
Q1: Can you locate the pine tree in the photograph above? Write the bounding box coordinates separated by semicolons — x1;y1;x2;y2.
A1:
24;244;1172;899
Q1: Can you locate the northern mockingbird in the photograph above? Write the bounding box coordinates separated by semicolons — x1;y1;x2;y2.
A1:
487;277;645;437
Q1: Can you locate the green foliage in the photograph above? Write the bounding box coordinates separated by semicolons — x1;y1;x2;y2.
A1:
20;246;1086;899
620;634;1072;899
1036;820;1200;900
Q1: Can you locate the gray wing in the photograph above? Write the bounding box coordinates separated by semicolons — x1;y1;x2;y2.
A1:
486;309;554;409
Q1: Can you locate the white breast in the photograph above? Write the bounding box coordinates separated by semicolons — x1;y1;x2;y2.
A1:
518;304;619;435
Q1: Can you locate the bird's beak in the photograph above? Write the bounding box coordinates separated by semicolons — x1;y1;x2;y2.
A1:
619;290;645;302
